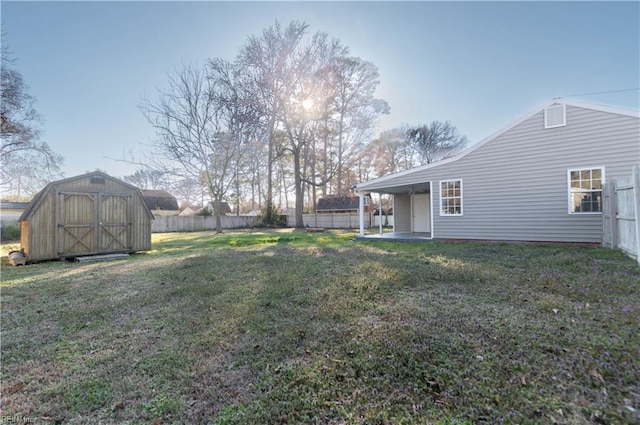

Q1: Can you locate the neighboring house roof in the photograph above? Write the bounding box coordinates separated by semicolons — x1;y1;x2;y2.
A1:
179;206;196;216
355;98;640;193
19;171;154;221
0;202;30;210
205;201;231;214
316;195;367;212
141;189;179;211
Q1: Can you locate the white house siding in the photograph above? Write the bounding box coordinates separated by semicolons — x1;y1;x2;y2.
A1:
393;194;411;232
437;106;639;242
359;102;640;243
0;209;25;225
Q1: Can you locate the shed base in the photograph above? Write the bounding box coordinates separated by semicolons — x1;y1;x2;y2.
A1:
75;253;130;263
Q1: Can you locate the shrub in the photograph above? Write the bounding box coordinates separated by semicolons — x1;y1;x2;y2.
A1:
0;223;21;241
196;207;212;216
257;206;286;227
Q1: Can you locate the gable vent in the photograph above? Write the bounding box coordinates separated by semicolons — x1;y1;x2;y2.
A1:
544;104;566;129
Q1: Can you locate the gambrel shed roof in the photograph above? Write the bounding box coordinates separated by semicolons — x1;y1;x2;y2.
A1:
20;171;154;221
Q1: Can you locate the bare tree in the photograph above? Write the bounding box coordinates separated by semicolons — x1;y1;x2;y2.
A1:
207;58;261;220
107;142;205;204
140;64;246;233
123;168;169;190
405;121;468;165
1;37;63;199
280;30;351;227
324;56;388;193
0;151;59;199
136;21;389;224
363;126;423;178
238;21;346;227
237;21;309;224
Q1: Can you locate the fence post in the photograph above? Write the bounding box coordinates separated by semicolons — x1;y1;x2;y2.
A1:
602;180;616;249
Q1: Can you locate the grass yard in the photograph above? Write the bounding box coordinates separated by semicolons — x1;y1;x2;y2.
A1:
1;229;639;424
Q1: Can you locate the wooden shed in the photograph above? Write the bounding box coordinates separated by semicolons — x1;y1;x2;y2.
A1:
19;171;154;261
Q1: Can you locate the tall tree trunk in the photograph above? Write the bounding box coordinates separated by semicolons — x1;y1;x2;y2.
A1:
280;159;289;208
337;106;345;193
322;117;329;197
311;136;317;211
214;196;223;234
277;163;282;210
293;147;305;228
264;114;277;221
234;169;240;216
251;172;256;211
256;167;262;210
265;132;274;220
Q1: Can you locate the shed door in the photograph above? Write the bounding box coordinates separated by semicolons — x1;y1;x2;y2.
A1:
57;192;99;257
99;193;132;253
57;191;132;257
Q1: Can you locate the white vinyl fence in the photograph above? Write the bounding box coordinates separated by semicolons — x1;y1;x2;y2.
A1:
374;215;394;227
603;165;640;264
154;212;387;233
152;215;259;233
286;213;371;229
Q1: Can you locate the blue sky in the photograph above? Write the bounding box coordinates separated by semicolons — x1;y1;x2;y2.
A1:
3;1;639;180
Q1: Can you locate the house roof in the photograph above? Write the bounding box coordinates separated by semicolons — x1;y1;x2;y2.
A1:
205;201;231;214
0;201;30;210
355;98;640;192
316;195;363;211
179;206;195;216
19;171;154;221
141;189;179;211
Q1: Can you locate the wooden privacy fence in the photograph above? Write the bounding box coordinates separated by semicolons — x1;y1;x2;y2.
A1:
603;165;640;264
152;215;259;233
286;213;371;229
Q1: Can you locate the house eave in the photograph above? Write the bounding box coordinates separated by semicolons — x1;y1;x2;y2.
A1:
315;209;359;213
355;97;640;193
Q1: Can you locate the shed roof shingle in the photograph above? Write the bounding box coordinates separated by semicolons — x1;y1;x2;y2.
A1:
141;190;179;211
316;196;361;211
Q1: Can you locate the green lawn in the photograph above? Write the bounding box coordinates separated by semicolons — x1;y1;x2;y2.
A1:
1;230;639;424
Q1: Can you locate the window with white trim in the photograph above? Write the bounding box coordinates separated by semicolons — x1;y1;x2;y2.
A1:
440;179;462;216
568;167;604;214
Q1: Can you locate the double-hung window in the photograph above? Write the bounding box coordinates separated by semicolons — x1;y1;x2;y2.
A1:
568;167;604;214
440;179;462;216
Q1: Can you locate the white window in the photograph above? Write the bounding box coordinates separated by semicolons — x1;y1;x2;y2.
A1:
440;179;462;216
568;167;604;214
544;105;566;129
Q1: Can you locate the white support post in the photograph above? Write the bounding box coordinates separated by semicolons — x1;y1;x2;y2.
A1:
358;193;365;237
379;192;383;235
